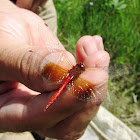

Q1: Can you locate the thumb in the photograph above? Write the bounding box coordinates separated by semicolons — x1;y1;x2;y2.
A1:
0;38;71;92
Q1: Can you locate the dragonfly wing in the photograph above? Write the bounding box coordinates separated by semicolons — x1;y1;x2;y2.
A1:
103;64;133;106
108;64;134;80
66;76;106;104
64;66;109;105
85;64;134;80
33;49;71;90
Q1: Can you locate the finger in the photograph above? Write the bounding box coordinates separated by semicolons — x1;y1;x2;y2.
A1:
0;81;18;95
76;35;98;63
39;103;100;140
0;34;75;92
76;35;110;70
84;51;110;70
0;83;88;132
76;35;105;63
93;35;104;51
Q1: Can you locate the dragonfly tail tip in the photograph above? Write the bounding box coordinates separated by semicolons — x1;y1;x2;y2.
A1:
44;108;47;112
44;104;51;111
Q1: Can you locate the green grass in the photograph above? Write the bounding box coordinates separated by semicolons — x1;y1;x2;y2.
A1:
53;0;140;136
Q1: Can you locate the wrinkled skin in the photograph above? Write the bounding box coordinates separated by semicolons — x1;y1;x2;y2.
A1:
0;0;110;139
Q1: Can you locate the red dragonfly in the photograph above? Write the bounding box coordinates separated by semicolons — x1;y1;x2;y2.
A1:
37;22;133;111
44;63;85;110
40;51;103;111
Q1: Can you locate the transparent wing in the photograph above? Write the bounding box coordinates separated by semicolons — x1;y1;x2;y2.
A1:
84;64;134;104
102;64;134;106
108;64;134;80
85;64;134;80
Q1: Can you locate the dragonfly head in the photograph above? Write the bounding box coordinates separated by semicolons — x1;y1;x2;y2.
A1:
77;63;85;71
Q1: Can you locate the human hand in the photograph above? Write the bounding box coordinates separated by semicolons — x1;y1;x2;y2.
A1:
0;1;110;139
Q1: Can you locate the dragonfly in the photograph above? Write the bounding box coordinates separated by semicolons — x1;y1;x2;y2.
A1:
36;22;134;111
44;62;85;110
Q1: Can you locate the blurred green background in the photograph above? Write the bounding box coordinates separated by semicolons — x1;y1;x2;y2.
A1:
53;0;140;136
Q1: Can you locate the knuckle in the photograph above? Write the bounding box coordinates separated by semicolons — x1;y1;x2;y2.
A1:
19;49;44;90
19;50;35;83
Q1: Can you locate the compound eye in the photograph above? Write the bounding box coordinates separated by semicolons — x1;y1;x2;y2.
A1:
81;64;84;68
81;63;85;68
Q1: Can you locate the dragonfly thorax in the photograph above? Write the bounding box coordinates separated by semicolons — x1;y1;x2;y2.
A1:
68;63;85;79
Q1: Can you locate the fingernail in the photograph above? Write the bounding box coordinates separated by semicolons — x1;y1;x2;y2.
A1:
83;38;97;56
